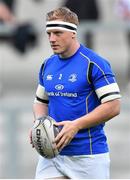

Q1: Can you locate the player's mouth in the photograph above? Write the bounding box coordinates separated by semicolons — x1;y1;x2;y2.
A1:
51;45;60;50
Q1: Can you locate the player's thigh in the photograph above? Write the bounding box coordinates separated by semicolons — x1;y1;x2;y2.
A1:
63;153;110;179
35;156;65;179
85;153;110;179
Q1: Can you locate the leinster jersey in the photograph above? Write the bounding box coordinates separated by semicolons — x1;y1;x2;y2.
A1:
35;44;121;155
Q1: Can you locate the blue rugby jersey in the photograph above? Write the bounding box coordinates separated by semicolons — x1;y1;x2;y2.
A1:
37;44;121;155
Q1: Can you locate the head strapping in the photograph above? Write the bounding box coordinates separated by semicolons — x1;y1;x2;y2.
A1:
46;21;77;33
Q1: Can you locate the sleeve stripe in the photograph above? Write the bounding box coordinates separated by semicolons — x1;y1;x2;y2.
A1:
99;92;120;101
95;83;120;97
34;84;49;104
95;83;121;103
36;84;48;100
88;62;94;84
36;96;49;104
40;63;45;76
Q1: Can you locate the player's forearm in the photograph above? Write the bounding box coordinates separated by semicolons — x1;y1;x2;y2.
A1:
33;103;48;121
74;99;121;130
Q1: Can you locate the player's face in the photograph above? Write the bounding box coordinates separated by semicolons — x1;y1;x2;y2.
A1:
47;29;75;58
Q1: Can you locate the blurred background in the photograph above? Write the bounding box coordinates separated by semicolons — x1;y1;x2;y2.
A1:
0;0;130;178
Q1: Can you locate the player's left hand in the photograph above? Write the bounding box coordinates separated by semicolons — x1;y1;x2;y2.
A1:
53;121;79;151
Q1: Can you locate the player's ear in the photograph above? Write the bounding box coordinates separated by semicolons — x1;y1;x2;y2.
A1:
72;32;76;39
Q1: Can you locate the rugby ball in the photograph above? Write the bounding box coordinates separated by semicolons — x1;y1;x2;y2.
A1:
32;115;60;159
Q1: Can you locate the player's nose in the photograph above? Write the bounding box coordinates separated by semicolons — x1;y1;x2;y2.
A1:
49;33;57;42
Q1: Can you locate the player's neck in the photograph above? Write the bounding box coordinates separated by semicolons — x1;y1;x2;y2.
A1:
60;41;80;59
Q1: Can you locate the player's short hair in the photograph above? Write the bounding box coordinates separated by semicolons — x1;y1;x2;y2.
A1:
46;7;79;26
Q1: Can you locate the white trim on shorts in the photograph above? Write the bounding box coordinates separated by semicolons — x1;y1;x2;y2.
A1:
35;153;110;179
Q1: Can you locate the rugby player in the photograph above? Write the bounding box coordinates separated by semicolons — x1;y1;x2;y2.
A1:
30;7;121;179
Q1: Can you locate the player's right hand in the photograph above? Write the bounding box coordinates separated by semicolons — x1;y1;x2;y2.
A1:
29;128;34;148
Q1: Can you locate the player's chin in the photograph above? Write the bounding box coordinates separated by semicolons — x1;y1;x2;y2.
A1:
51;47;62;54
52;49;61;54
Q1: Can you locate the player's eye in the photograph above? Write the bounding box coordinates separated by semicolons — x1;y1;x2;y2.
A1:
55;31;63;35
47;32;51;36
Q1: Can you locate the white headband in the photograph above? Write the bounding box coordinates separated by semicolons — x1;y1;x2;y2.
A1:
46;21;77;33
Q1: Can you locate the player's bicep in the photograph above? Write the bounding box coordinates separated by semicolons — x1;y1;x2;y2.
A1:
34;84;49;104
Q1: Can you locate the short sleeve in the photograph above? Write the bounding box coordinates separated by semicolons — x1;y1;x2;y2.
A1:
90;60;121;103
